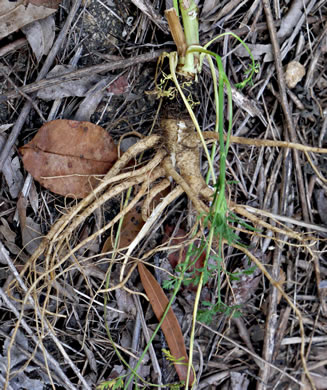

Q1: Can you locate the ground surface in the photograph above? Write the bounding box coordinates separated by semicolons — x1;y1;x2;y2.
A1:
0;0;327;389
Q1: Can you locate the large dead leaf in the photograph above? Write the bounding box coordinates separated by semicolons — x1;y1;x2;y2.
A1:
20;119;118;198
0;0;60;39
138;263;194;386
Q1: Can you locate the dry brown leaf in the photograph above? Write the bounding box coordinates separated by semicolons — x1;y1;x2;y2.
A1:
20;119;118;198
0;0;59;39
107;74;129;95
102;201;144;253
138;262;194;385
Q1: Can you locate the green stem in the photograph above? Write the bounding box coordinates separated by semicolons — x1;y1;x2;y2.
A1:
178;0;199;75
185;226;215;388
173;0;179;17
188;47;234;196
205;54;219;184
201;32;258;88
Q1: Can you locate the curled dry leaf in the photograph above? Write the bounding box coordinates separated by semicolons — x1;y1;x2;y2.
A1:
0;0;59;39
0;134;24;198
20;119;118;198
36;65;102;100
22;15;55;61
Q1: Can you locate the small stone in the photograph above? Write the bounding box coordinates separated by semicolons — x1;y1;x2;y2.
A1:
285;61;306;88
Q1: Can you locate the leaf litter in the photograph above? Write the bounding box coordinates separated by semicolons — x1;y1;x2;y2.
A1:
1;0;327;389
0;0;60;40
36;65;102;100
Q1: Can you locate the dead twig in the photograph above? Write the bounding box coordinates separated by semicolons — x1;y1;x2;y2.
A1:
0;50;165;102
262;0;310;223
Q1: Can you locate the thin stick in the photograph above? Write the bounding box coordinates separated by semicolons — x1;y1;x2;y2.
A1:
262;0;309;222
232;242;315;389
0;50;164;102
0;241;89;390
204;133;327;154
231;203;304;241
235;203;327;234
198;322;304;387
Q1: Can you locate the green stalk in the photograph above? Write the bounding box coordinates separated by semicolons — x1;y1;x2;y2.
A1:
180;0;199;46
181;47;236;388
185;228;214;388
178;0;200;76
187;47;234;214
173;0;179;17
205;55;219;184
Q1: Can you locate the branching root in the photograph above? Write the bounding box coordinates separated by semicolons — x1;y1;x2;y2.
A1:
8;117;326;390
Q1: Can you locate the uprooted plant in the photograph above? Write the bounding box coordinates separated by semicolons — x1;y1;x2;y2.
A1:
6;0;327;389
